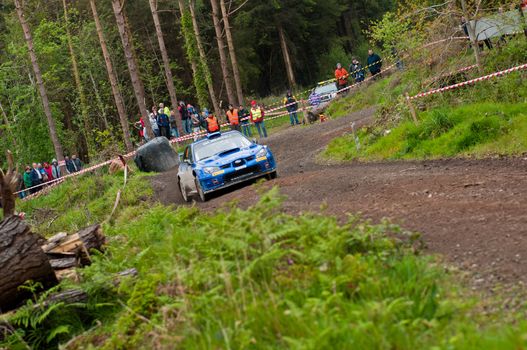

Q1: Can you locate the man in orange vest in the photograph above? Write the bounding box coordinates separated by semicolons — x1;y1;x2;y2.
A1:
250;100;267;138
204;109;220;134
334;63;348;93
226;104;241;132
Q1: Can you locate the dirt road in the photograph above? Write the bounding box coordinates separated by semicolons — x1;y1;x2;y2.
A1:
151;109;527;285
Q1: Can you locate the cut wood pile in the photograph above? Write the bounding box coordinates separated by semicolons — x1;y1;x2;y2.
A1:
0;221;106;313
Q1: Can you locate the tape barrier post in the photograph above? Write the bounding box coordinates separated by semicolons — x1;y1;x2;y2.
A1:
405;92;419;125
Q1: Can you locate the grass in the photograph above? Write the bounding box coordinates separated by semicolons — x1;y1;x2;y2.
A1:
2;174;527;349
324;102;527;161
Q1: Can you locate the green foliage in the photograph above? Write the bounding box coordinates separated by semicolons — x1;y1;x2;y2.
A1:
4;177;527;349
17;171;152;235
324;102;526;161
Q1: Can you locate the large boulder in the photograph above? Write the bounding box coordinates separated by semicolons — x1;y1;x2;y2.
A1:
134;137;180;173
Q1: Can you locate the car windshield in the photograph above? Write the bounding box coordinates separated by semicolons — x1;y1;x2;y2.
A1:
193;133;252;161
314;83;337;96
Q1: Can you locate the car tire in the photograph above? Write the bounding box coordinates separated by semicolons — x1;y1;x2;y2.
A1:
195;178;209;202
179;179;191;203
267;171;278;180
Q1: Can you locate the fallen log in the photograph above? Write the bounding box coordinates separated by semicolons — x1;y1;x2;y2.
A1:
0;216;58;313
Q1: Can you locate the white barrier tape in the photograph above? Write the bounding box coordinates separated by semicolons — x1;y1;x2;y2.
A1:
409;62;527;100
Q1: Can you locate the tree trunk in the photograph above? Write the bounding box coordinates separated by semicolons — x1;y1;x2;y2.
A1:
177;0;208;110
149;0;184;136
14;0;66;175
460;0;482;73
189;0;221;116
210;0;236;106
62;0;92;157
111;0;154;139
0;217;58;312
277;24;296;88
220;0;244;106
0;101;16;150
90;0;133;151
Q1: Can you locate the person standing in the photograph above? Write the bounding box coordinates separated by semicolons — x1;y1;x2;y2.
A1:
283;91;300;126
334;63;349;92
239;104;252;137
250;100;267;138
51;159;61;179
226;104;241;132
157;108;170;138
191;109;202;141
72;155;83;172
349;58;365;83
169;109;180;139
158;102;170;117
367;49;383;77
23;166;32;196
30;162;43;193
179;101;191;134
149;106;160;137
65;156;74;174
43;162;54;181
204;109;220;134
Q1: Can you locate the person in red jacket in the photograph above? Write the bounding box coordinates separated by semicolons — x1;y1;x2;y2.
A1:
43;162;54;182
334;63;348;92
250;100;267;138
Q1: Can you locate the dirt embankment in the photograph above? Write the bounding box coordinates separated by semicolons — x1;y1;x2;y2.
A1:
151;108;527;286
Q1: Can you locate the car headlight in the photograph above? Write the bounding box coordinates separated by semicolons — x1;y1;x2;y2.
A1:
203;166;221;175
256;148;267;158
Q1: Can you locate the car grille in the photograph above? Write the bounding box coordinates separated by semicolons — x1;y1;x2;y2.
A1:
220;156;256;170
224;165;260;183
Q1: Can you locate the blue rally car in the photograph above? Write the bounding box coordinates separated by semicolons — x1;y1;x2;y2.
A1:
177;131;277;202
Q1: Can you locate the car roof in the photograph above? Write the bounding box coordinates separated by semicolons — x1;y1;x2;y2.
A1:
191;131;244;147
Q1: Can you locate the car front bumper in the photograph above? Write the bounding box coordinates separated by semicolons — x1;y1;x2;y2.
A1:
198;157;277;194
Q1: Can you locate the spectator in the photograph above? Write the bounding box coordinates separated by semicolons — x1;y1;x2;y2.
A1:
149;107;160;137
349;58;365;83
30;163;43;193
334;63;349;92
250;100;267;138
17;171;25;199
179;101;191;134
72;155;83;172
191;109;202;141
187;104;199;136
283;91;300;126
135;115;146;142
65;156;74;174
169;109;180;139
226;104;241;131
367;49;383;77
239;104;252;137
43;162;54;181
204;108;220;134
38;163;48;182
158;102;170;117
51;159;61;179
23;166;32;194
157;108;170;138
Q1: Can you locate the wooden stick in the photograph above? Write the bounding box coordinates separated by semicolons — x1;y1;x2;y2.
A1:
405;93;419;125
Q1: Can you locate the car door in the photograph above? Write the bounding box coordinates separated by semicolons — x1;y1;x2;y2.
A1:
179;146;195;192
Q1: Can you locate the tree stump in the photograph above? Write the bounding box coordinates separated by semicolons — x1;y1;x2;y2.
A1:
0;216;58;312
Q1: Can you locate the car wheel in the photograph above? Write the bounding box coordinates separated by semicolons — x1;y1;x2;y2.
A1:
179;179;190;203
267;171;278;180
195;178;208;202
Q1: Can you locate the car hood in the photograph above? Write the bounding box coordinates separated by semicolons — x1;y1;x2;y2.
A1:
195;145;264;168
